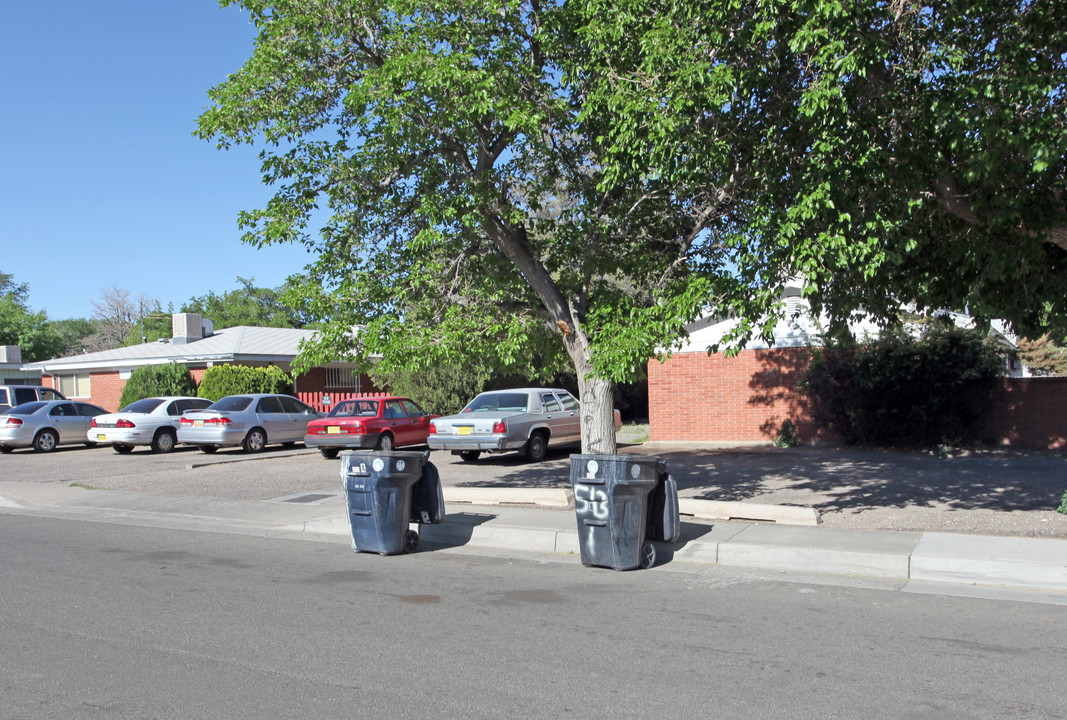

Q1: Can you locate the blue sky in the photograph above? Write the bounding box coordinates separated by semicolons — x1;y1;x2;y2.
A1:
1;1;315;321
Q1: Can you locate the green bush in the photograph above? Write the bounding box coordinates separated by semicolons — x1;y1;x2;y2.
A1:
196;365;293;402
773;419;800;448
801;324;1005;447
1058;490;1067;515
118;364;197;408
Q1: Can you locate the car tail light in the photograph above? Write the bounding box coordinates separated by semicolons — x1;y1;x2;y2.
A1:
428;423;437;434
4;417;23;427
90;418;98;427
180;417;193;426
116;419;136;429
492;421;506;434
206;417;233;426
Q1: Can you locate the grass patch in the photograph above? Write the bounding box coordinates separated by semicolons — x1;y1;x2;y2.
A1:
69;482;101;491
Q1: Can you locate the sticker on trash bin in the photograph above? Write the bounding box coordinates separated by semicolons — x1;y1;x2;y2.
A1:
630;464;642;478
586;459;599;479
372;458;385;472
396;459;406;472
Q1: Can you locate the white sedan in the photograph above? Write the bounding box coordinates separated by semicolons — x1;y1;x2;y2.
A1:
89;396;211;453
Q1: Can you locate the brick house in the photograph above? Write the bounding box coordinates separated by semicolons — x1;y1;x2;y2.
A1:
648;290;1066;450
22;313;375;413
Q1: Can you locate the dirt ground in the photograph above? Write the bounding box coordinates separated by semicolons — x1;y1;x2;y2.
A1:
619;442;1067;539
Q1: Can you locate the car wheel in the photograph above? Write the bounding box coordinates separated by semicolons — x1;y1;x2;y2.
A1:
112;444;134;454
459;450;481;462
243;428;267;453
404;530;419;554
0;445;13;454
376;433;394;452
151;429;176;454
319;447;340;460
198;444;218;454
525;432;547;462
33;429;58;453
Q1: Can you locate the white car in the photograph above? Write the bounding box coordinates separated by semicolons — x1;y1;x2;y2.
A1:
89;396;212;453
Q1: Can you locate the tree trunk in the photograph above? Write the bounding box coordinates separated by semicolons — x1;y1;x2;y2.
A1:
573;358;618;455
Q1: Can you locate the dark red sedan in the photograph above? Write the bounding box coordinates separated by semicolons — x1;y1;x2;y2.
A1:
304;396;437;459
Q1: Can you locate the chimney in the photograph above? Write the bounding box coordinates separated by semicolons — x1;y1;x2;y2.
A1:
171;313;204;345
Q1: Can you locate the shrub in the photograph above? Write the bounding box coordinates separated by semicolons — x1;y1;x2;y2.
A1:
801;324;1005;447
1058;490;1067;515
197;365;293;402
118;364;197;408
773;419;800;448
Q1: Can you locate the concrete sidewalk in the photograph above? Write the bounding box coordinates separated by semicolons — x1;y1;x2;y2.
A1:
1;481;1064;604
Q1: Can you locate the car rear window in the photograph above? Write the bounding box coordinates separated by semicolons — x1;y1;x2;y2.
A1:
13;387;39;404
465;393;529;413
329;400;379;417
9;401;46;415
209;396;253;412
121;398;165;414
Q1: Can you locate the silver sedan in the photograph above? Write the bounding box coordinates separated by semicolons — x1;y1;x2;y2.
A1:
177;394;323;453
428;387;619;462
0;400;108;453
89;396;212;453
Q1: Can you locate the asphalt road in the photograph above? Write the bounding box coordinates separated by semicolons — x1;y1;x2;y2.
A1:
3;515;1065;720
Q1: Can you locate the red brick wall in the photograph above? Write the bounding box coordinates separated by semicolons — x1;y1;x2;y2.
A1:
985;377;1067;450
648;350;1067;450
89;371;126;412
648;348;822;443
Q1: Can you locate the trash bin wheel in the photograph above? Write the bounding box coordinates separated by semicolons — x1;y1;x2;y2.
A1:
639;542;656;569
404;529;419;554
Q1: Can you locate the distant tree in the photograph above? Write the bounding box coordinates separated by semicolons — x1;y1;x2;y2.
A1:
85;286;161;352
118;364;198;408
182;276;310;329
1016;335;1067;376
0;271;87;362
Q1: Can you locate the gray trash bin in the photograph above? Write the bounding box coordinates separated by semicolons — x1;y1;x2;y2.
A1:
342;450;443;555
570;454;678;570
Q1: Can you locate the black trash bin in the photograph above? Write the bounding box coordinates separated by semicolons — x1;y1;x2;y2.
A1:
570;454;679;570
342;450;444;555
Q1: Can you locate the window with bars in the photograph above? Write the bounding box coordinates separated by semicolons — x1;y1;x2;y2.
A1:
325;367;361;390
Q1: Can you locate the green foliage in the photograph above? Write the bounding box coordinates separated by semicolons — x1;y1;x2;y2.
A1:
801;325;1006;446
773;419;800;448
182;276;311;329
0;270;94;362
196;365;293;401
1058;489;1067;515
118;364;198;408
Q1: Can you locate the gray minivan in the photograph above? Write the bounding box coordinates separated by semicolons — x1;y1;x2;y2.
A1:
0;385;68;412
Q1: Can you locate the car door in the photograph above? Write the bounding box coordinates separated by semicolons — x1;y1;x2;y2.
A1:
382;399;407;445
75;403;106;437
538;392;568;446
398;399;430;445
48;402;82;443
279;396;318;438
254;396;289;442
556;391;581;445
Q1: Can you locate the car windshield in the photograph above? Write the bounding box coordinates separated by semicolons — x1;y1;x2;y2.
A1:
9;401;47;415
464;393;529;413
208;396;254;412
120;398;165;414
328;400;379;417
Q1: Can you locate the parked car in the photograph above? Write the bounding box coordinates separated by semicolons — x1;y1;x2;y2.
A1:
427;388;620;462
304;396;438;459
89;396;213;454
0;385;67;412
177;394;323;453
0;400;108;453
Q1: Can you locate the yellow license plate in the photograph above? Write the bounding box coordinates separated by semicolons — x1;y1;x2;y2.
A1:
327;426;341;434
457;426;472;435
194;420;204;427
96;434;107;442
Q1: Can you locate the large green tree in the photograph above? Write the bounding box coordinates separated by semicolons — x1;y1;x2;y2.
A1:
182;276;312;329
0;271;92;362
198;0;1065;454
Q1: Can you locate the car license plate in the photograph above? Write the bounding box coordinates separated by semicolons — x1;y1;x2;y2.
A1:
194;420;204;427
96;434;107;442
458;426;472;435
327;426;341;434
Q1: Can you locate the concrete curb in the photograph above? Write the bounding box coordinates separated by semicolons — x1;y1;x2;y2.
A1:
679;498;820;527
444;486;575;509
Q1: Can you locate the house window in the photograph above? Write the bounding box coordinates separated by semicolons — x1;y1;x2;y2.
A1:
56;373;91;398
326;367;361;391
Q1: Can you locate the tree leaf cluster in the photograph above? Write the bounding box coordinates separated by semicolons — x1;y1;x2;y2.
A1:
118;364;198;408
